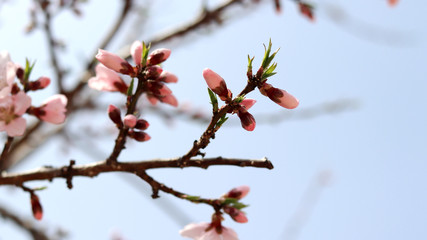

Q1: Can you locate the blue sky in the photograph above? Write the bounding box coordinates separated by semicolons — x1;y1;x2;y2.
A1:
1;0;426;239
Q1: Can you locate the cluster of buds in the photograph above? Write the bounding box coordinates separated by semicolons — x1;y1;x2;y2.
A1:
180;186;250;240
0;51;67;137
108;105;150;142
203;40;298;132
89;41;178;107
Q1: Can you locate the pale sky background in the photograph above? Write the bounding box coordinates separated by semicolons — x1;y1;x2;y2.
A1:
0;0;426;239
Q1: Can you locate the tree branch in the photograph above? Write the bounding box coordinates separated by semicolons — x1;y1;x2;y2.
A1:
0;157;273;186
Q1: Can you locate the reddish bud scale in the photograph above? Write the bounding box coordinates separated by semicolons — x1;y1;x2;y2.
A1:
299;3;315;21
129;130;151;142
16;67;24;82
135;119;149;130
147;48;171;66
30;193;43;220
145;65;163;79
226;185;250;200
108;105;123;127
237;109;256;131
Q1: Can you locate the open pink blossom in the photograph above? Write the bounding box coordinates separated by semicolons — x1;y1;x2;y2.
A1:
0;51;17;98
38;94;68;124
88;64;128;93
0;91;31;136
259;82;299;109
96;49;134;75
180;222;238;240
203;68;231;101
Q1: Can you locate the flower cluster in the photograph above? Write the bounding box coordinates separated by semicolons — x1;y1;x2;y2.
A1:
89;41;178;107
0;51;67;137
180;186;250;240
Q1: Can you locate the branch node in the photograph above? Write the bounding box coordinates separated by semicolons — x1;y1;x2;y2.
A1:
66;160;75;189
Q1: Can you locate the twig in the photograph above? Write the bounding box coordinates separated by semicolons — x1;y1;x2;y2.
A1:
0;157;273;186
0;136;14;168
0;204;50;240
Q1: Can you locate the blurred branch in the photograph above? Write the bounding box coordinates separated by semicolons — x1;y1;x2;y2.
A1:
0;157;273;186
0;204;50;240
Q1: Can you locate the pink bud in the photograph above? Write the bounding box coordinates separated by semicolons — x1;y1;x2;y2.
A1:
226;185;250;200
158;71;178;83
224;206;248;223
259;83;299;109
130;41;142;65
145;65;163;79
147;81;172;96
134;119;149;130
237;109;256;131
29;76;51;91
123;114;137;128
129;130;151;142
108;104;122;127
147;48;171;65
38;94;67;124
96;49;134;75
30;193;43;221
203;68;232;101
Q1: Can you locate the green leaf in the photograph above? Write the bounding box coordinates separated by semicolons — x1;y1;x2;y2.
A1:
234;95;245;104
127;78;135;96
24;59;36;83
33;186;48;191
261;39;273;69
215;114;229;129
141;42;151;67
247;55;254;74
207;88;218;112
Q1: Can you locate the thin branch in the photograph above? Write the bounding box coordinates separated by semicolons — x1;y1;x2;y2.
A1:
0;204;50;240
0;157;273;186
0;136;14;167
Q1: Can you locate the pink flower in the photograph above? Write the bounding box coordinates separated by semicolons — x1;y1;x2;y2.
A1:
259;82;299;109
147;48;171;66
180;222;238;240
225;185;250;200
130;41;142;66
158;94;178;107
88;64;128;93
0;91;31;136
38;94;67;124
0;51;17;98
96;49;134;75
203;68;232;101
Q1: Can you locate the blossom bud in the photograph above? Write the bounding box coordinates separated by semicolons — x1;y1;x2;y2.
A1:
29;76;51;91
237;109;256;131
147;48;171;65
203;68;232;101
147;81;172;96
145;65;162;79
158;71;178;83
158;94;178;107
30;193;43;220
134;119;149;130
108;104;123;127
123;114;137;128
130;41;142;66
128;130;151;142
259;83;299;109
96;49;134;75
225;185;250;200
224;206;248;223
